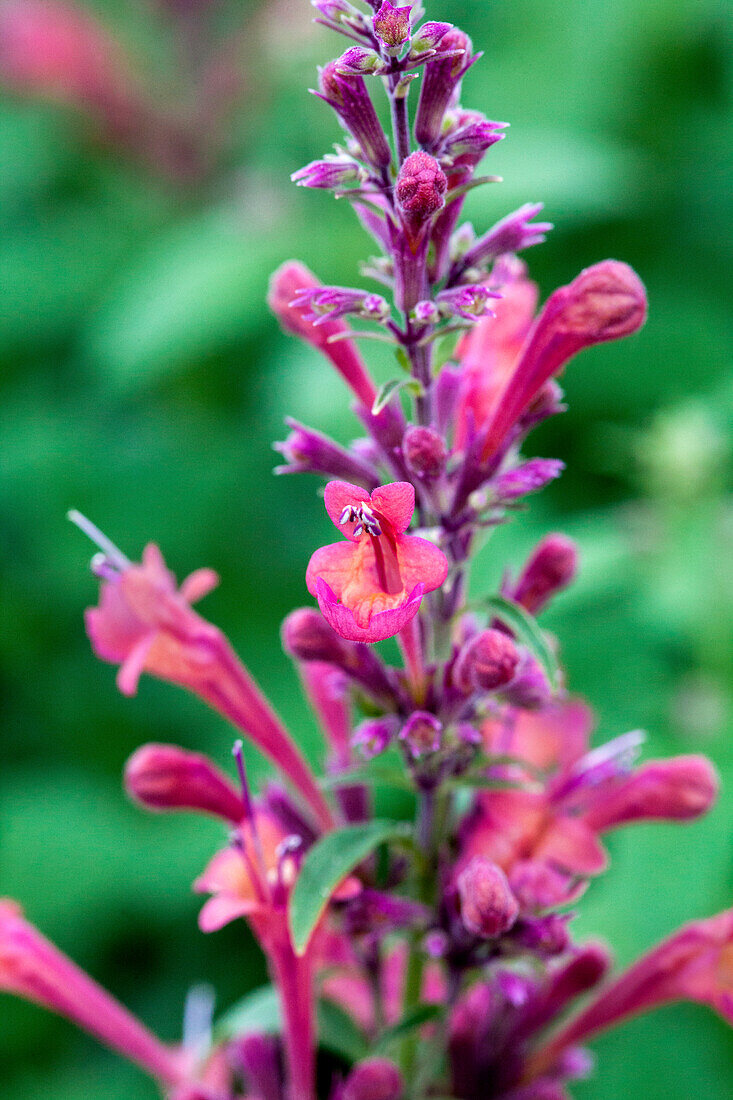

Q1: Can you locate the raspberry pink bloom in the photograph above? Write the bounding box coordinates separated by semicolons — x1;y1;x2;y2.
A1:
305;480;448;644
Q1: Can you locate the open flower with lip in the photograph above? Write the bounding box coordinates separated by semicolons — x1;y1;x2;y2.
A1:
306;480;448;643
462;702;718;910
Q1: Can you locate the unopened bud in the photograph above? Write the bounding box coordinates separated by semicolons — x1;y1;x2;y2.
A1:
373;2;411;52
414;28;473;148
336;46;386;75
317;62;392;168
492;458;564;502
454;628;520;693
282;607;352;664
584;755;718;832
342;1058;404;1100
501;653;552;710
352;716;399;759
408;20;452;56
399;710;443;759
457;856;519;938
509;534;579;614
124;743;243;823
402;425;447;479
395;150;447;246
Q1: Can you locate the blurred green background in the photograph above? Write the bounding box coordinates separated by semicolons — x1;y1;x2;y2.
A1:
1;0;732;1095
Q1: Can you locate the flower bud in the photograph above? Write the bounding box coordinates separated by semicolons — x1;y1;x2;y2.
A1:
491;459;564;503
408;20;452;56
436;283;500;321
509;534;579;614
124;743;243;823
274;418;380;487
318;62;392;168
282;607;354;665
373;2;411;52
402;425;447;479
352;716;399;759
583;755;718;832
460;202;553;272
395;150;447;246
481;260;647;461
399;711;443;759
454;629;520;693
457;856;519;938
501;653;552;710
341;1058;404;1100
291;155;365;190
336;46;386;75
414;28;473;148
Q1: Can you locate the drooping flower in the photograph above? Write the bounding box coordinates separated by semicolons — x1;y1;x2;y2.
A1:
0;900;187;1089
73;512;334;831
528;908;733;1079
305;480;448;643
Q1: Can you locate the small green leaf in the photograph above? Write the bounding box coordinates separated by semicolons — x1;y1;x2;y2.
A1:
372;377;424;415
318;999;369;1062
289;820;412;955
376;1003;443;1050
215;984;281;1039
319;764;415;792
394;347;411;373
482;594;560;689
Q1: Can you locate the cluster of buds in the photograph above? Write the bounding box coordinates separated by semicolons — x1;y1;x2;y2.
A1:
2;2;729;1100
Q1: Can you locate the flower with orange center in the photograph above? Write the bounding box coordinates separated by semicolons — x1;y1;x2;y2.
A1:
306;480;448;644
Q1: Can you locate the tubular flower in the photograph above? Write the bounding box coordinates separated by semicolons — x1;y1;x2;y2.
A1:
74;513;334;831
306;480;448;643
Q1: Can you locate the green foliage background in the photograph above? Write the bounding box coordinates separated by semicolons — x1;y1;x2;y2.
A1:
1;0;731;1095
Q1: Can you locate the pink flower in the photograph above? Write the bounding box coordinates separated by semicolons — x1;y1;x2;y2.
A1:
74;514;334;831
268;261;378;409
0;900;186;1088
529;908;733;1077
306;480;448;643
124;742;244;823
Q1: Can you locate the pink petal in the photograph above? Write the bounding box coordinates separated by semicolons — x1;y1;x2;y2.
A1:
371;482;415;533
394;533;449;593
116;634;156;696
85;585;144;663
180;568;219;604
306;541;356;600
537;816;607;876
584;755;718;832
316;579;424;643
197;895;255;933
324;481;371;539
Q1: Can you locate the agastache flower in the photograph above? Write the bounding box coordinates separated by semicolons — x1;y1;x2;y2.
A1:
414;27;475;148
317;61;392;168
305;480;448;643
480;260;648;461
291;154;366;190
291;285;391;326
71;512;334;831
436;283;501;320
504;534;579;615
455;202;553;278
269;261;378;410
274;417;381;487
529;909;733;1078
440;114;507;164
125;742;244;823
0;901;186;1089
335;46;387;76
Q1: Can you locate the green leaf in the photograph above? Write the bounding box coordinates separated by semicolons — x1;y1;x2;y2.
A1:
319;764;415;792
288;820;412;955
375;1003;443;1051
394;347;412;373
215;984;281;1039
371;377;424;415
318;999;369;1062
481;594;560;689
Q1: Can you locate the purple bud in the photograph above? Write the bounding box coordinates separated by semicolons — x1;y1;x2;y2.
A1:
230;1033;283;1100
274;418;380;487
501;653;552;710
291;285;391;326
373;2;411;51
124;743;243;823
282;607;354;664
433;365;463;434
436;283;501;320
454;629;520;693
318;62;391;168
402;425;447;479
352;716;399;759
395;150;447;247
491;458;564;502
510;860;575;911
441;115;507;163
457;855;519;938
336;46;386;75
399;710;443;759
508;534;579;614
291;155;365;190
341;1058;403;1100
313;0;370;34
414;28;473;148
408;20;452;56
513;913;571;957
461;202;553;272
412;299;440;325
